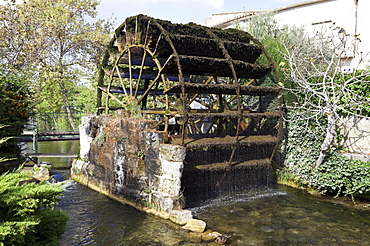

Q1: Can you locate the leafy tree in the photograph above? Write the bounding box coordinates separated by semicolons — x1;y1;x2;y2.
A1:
0;75;32;162
236;12;302;103
0;0;113;130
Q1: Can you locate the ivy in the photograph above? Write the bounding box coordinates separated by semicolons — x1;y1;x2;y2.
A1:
279;111;370;199
315;155;370;197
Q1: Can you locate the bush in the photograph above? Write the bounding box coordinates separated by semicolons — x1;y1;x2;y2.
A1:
0;170;68;246
314;155;370;197
278;111;370;198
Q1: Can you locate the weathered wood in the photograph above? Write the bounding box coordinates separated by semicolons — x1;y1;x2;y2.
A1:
121;14;252;47
118;51;166;67
98;14;283;169
186;111;282;119
112;67;191;81
152;34;262;63
164;82;280;96
161;55;271;78
170;134;279;150
194;158;271;171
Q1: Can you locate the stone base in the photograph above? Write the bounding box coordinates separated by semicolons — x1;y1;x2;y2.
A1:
72;159;198;227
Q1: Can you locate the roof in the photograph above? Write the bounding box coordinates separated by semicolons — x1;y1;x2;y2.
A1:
203;0;334;28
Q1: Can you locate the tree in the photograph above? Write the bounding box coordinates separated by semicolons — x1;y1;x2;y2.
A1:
279;24;370;167
239;13;370;168
0;75;32;163
0;0;113;130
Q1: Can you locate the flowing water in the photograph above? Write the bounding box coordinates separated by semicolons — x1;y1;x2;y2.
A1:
28;141;370;245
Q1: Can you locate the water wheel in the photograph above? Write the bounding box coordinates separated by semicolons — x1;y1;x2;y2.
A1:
97;14;283;170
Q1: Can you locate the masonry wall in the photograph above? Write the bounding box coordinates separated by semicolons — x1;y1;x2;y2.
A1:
341;115;370;155
71;111;193;225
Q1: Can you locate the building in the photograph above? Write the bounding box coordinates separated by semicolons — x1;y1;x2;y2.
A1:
202;0;370;72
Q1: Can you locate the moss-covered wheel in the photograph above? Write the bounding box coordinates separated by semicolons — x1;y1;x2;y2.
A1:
97;14;283;167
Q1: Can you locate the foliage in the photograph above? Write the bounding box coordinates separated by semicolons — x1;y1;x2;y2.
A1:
73;84;97;114
337;71;370;117
0;75;32;159
280;112;327;178
237;12;305;104
0;170;68;245
279;111;370;198
35;112;86;132
280;25;370;166
314;155;370;197
0;125;13;165
0;0;114;128
245;13;370;167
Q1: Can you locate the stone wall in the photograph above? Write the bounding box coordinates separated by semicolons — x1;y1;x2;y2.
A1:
341;116;370;155
72;112;193;226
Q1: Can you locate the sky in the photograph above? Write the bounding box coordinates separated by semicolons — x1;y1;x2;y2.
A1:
96;0;305;26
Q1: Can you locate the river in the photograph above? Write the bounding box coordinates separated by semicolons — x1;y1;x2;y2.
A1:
28;140;370;245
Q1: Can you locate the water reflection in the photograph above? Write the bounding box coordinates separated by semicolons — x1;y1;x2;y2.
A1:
22;140;79;168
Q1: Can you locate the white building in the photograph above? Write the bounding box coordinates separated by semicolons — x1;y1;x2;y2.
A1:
202;0;370;72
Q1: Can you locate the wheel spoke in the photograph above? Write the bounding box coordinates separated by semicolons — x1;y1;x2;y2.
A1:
134;49;147;98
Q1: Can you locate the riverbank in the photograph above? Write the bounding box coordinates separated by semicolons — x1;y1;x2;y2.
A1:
277;176;370;210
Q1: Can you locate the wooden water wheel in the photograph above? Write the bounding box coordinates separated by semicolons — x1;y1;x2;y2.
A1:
97;14;283;169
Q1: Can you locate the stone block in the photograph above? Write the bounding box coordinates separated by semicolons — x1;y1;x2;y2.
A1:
154;194;173;212
154;175;181;196
79;116;94;159
201;230;221;242
182;219;207;233
169;209;193;225
159;144;186;162
160;160;183;178
32;163;50;180
76;116;191;227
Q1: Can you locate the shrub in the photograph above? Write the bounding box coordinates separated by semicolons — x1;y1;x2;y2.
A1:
279;111;370;199
0;170;68;246
314;155;370;197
